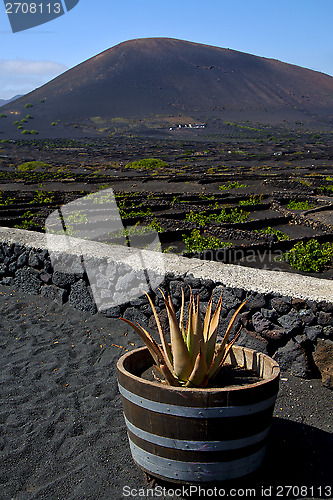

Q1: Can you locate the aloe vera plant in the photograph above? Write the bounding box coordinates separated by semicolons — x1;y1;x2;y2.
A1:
120;288;246;388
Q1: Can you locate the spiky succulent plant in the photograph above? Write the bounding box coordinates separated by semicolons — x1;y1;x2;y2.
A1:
120;288;246;388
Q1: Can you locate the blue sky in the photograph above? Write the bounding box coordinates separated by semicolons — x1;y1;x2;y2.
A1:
1;0;332;99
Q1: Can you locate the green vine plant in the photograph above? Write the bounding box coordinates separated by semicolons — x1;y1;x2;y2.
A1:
182;229;232;252
219;181;248;191
199;194;216;201
282;239;333;272
286;200;316;210
85;191;115;204
148;218;163;233
0;192;16;206
125;158;168;170
186;208;250;227
239;195;263;206
258;227;290;241
30;190;55;205
15;210;39;230
107;220;163;241
119;206;153;219
208;201;220;210
319;185;333;194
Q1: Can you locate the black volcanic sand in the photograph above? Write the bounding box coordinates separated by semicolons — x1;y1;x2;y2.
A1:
0;284;332;499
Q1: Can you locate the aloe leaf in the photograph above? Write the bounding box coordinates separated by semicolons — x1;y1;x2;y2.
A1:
144;291;173;372
120;317;164;365
209;301;247;378
159;363;181;386
186;299;194;354
203;294;213;341
209;326;243;381
195;294;204;339
205;291;224;366
207;290;223;340
207;302;247;379
207;348;225;380
179;287;186;342
220;326;243;366
186;343;208;387
160;290;192;382
191;293;205;364
166;289;177;316
219;301;247;350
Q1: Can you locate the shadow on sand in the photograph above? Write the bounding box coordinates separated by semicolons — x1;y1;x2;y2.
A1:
142;417;333;499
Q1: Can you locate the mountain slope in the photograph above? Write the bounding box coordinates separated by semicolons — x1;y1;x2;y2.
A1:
1;38;333;137
0;95;23;107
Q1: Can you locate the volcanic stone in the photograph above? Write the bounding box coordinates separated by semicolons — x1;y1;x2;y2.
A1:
8;262;17;274
304;325;323;342
235;329;269;355
313;339;333;389
244;293;267;311
139;304;153;315
100;305;122;318
14;267;41;295
299;308;316;325
251;311;271;333
261;308;278;322
1;277;12;286
69;279;97;314
43;261;53;273
271;297;292;314
0;263;7;279
39;270;52;284
294;334;308;346
260;329;284;342
169;280;185;299
41;285;68;305
219;288;242;310
317;311;333;326
307;300;318;313
148;309;169;335
239;311;251;328
318;301;333;313
129;296;149;307
291;298;307;310
273;340;310;378
37;250;49;262
53;271;77;288
17;251;28;268
28;250;41;269
13;244;25;256
277;309;302;334
2;243;14;257
197;286;214;302
211;286;224;305
323;326;333;339
123;307;149;327
184;276;201;289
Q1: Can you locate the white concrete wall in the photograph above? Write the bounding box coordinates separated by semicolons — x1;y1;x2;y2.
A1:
0;227;332;303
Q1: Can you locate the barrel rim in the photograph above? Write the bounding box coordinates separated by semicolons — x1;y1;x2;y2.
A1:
116;344;280;394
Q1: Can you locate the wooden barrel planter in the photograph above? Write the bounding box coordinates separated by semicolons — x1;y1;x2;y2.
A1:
117;345;280;484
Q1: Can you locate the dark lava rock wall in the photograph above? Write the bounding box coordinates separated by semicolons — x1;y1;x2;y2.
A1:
0;241;332;385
